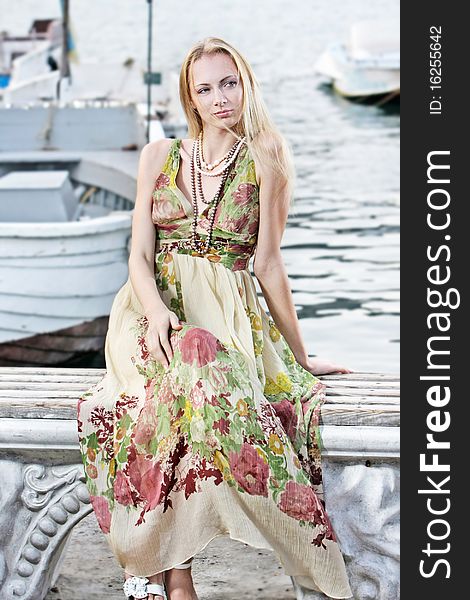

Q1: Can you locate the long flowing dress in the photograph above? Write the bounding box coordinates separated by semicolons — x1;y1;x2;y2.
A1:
76;138;353;599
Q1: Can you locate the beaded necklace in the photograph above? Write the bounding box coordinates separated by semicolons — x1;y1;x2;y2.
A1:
189;133;246;253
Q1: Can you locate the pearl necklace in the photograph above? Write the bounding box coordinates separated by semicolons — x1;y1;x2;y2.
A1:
198;131;232;171
189;135;246;253
193;132;245;177
196;135;245;205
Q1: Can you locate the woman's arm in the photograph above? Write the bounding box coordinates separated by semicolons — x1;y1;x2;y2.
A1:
253;135;351;375
128;140;182;368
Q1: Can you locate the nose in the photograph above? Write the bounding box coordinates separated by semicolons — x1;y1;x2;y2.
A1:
214;87;227;106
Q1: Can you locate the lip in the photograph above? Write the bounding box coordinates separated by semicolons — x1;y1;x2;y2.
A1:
214;109;233;117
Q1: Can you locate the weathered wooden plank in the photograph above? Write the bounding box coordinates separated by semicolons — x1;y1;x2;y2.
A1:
324;395;399;404
321;404;399;426
0;368;106;378
0;379;400;398
0;375;103;384
321;373;399;381
0;397;402;413
0;407;78;420
0;382;105;392
0;392;400;406
0;390;101;399
322;380;400;389
0;372;106;383
0;399;79;410
0;375;400;396
0;389;401;405
0;392;399;414
325;387;400;397
0;368;398;380
0;375;400;406
0;401;399;426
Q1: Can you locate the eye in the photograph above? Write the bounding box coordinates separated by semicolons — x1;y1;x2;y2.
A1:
197;87;209;94
225;80;237;87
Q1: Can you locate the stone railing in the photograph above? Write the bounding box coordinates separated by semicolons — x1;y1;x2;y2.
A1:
0;368;399;600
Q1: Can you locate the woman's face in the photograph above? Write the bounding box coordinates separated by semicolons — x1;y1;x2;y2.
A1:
189;53;243;129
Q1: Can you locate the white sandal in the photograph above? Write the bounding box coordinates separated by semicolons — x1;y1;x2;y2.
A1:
123;576;167;599
123;560;193;599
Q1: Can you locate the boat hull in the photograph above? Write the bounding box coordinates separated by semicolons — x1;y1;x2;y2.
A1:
0;213;132;366
0;316;109;366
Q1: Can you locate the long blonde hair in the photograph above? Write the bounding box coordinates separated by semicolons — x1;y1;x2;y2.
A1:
179;37;296;207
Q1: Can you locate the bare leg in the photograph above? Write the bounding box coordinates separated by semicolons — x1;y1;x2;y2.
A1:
164;559;198;600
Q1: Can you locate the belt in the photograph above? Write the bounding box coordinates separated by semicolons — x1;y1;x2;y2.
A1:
156;237;254;271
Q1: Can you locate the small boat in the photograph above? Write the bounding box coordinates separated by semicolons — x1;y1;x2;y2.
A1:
0;18;61;92
314;20;400;104
0;153;136;367
0;7;185;367
0;17;187;140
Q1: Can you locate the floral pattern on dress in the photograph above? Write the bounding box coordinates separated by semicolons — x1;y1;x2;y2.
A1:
78;316;335;547
151;140;259;257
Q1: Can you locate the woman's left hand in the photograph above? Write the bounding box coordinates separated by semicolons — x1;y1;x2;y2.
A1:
299;356;353;375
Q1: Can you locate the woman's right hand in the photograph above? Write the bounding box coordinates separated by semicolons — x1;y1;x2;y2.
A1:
145;308;183;368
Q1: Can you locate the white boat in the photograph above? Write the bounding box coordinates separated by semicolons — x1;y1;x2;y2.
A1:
0;18;187;140
315;20;400;102
0;95;149;368
0;13;186;367
0;151;137;367
0;18;62;90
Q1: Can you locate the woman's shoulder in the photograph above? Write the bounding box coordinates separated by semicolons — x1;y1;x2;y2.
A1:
136;138;179;181
249;130;293;192
142;137;178;157
249;131;283;182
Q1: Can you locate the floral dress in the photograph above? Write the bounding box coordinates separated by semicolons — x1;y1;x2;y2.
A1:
77;138;352;598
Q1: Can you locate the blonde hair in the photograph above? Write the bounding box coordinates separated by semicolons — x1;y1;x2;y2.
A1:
179;36;296;207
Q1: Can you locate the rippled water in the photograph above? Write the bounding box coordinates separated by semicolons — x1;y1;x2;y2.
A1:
2;0;400;373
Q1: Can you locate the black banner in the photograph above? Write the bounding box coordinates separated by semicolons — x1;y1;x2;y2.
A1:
402;3;467;596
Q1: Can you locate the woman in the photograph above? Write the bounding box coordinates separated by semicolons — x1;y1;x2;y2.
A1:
77;37;353;600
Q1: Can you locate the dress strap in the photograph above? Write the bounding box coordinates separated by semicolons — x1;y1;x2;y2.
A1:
161;138;182;184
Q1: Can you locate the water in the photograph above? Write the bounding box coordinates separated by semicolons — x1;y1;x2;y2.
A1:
1;0;400;374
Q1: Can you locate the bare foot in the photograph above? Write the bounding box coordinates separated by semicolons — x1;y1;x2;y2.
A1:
124;570;166;600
